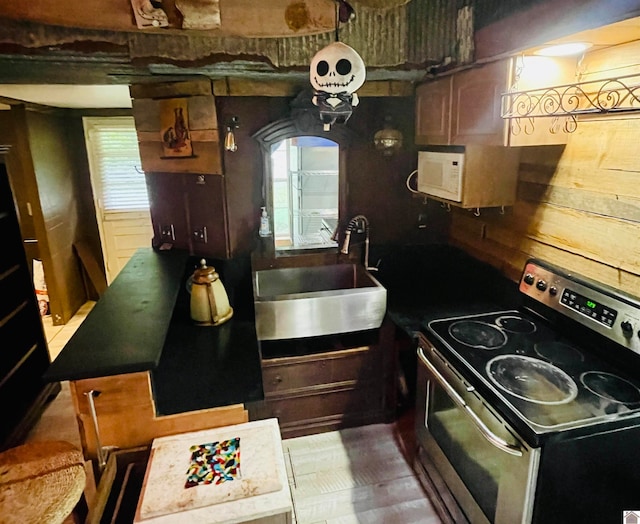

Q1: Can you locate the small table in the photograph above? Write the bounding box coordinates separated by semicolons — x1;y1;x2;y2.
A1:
134;419;292;523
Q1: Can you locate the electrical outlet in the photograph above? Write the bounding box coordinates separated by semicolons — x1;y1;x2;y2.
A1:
160;224;175;241
193;226;208;243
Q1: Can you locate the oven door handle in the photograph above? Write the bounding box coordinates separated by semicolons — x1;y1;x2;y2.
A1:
418;346;523;457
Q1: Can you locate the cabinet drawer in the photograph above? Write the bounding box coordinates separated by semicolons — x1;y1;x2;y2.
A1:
0;344;50;444
0;304;44;378
263;386;383;425
0;267;33;322
262;347;380;394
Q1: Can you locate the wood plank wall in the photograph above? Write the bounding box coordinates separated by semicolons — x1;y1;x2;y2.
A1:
449;41;640;297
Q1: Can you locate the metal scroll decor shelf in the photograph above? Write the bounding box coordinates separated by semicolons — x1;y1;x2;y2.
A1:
501;73;640;135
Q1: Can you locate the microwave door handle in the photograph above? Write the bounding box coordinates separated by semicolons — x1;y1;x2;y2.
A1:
418;347;523;457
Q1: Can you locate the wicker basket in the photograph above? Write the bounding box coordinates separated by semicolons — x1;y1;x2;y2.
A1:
0;441;86;524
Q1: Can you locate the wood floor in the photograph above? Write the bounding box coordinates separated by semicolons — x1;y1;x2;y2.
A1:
285;422;441;523
27;304;442;523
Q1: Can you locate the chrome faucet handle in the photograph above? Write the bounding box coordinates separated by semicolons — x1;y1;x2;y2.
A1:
366;258;381;272
330;223;340;242
340;230;352;254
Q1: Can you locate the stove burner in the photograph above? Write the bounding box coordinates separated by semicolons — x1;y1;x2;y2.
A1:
487;355;578;405
581;372;640;404
449;320;507;350
495;315;536;334
534;342;584;365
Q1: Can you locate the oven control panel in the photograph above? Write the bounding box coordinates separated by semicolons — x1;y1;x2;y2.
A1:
519;260;640;355
559;288;618;327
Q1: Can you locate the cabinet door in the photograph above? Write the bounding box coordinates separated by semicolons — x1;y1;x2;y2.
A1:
451;60;510;146
415;76;452;145
184;173;229;258
145;172;189;251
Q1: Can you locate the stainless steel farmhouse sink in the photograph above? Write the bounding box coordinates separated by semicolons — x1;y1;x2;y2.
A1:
252;264;387;340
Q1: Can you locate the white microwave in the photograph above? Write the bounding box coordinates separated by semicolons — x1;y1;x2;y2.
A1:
417;150;464;202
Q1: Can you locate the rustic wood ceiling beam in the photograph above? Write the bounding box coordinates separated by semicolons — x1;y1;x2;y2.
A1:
0;0;337;38
0;0;464;87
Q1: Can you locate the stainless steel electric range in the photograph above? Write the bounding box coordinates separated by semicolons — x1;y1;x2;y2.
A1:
415;258;640;524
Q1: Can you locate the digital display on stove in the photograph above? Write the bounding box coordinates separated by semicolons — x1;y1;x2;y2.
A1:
561;288;617;327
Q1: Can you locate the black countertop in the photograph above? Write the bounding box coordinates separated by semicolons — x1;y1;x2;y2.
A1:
151;254;264;415
43;243;518;417
44;248;264;415
44;249;186;381
371;244;521;339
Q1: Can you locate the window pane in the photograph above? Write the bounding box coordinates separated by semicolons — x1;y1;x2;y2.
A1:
83;117;148;211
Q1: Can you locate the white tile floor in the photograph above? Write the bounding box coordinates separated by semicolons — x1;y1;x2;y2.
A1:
41;301;96;361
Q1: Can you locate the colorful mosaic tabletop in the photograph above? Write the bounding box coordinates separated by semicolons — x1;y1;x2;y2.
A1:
135;420;284;522
185;437;241;488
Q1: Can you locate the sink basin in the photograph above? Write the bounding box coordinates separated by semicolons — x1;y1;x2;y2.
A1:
253;264;386;340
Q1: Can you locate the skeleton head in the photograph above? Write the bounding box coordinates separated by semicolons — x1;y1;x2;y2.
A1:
310;42;366;94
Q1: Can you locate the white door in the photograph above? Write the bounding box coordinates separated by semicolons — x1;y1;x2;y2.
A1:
83;116;152;284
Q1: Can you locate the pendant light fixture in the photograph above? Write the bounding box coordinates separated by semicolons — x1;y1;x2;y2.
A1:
373;115;403;156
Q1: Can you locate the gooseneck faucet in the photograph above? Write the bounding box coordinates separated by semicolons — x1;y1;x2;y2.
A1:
340;214;377;271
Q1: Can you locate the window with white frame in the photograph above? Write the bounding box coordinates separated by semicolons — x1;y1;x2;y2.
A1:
82;116;148;212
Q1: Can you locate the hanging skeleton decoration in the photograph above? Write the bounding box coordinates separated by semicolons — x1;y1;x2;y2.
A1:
310;41;366;130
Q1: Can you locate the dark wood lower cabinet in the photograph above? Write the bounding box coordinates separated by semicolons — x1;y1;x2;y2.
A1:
0;161;59;450
250;325;396;439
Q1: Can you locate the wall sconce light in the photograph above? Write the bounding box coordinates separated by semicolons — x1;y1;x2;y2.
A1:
224;116;239;152
373;115;403;156
533;42;592;56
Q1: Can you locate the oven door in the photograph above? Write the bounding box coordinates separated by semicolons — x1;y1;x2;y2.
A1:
416;340;539;524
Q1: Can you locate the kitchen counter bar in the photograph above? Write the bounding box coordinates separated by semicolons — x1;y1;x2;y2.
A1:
45;249;185;381
44;248;264;415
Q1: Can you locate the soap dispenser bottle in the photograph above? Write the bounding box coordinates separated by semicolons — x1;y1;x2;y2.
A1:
259;207;271;237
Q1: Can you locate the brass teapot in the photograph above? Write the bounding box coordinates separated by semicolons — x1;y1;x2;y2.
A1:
189;259;233;326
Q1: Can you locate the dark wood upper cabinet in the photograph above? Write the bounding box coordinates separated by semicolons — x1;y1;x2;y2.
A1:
415;76;452;145
416;61;508;147
132;80;232;258
450;60;508;146
415;58;574;148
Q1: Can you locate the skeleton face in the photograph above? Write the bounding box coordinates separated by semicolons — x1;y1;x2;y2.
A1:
310;42;366;94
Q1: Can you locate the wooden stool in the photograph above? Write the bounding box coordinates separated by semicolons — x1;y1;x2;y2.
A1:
0;441;86;524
